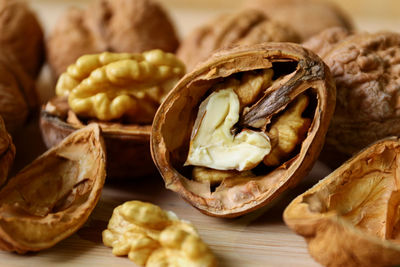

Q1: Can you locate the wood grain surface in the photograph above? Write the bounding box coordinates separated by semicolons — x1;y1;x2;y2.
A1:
4;0;400;266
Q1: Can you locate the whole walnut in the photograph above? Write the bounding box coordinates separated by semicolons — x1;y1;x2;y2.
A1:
0;0;45;78
47;0;180;77
308;31;400;164
177;9;300;71
0;50;36;132
244;0;353;41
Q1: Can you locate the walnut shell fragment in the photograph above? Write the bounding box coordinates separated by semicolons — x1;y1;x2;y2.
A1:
0;0;45;78
0;124;106;253
284;137;400;267
0;116;15;186
311;31;400;163
177;9;300;71
244;0;353;40
151;43;336;217
47;0;179;77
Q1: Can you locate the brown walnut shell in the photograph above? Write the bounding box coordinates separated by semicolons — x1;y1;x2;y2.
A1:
47;0;179;77
0;0;45;79
284;137;400;267
0;49;36;132
0;124;106;254
0;116;15;186
312;31;400;164
177;9;300;71
40;97;155;178
151;43;336;217
244;0;353;41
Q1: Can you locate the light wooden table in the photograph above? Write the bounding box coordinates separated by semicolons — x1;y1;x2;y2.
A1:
5;1;400;266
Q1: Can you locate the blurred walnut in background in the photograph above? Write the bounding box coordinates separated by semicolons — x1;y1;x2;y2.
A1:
0;0;45;79
177;9;300;71
0;0;44;131
47;0;180;78
244;0;353;41
0;115;15;186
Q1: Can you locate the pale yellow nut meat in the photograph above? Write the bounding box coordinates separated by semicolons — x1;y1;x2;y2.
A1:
263;94;311;166
56;50;185;122
102;201;217;267
185;88;271;171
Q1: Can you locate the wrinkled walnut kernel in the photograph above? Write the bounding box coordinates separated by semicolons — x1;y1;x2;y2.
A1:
56;50;185;123
103;201;217;267
264;94;311;166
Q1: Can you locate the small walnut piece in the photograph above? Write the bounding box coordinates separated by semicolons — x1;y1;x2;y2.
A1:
47;0;180;77
192;166;255;185
0;116;15;186
284;137;400;267
102;201;217;267
0;124;106;253
177;9;300;71
56;50;185;123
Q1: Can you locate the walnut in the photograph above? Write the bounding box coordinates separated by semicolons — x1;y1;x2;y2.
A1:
0;124;106;253
151;43;336;217
56;50;185;123
303;27;351;58
263;94;311;166
307;31;400;164
284;137;400;267
177;9;300;71
47;0;180;78
244;0;353;41
0;49;36;132
0;0;45;78
41;50;184;178
0;116;15;186
102;201;217;267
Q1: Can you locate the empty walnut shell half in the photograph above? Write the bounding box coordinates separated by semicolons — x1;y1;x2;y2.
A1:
0;124;106;253
151;43;336;217
0;116;15;187
47;0;179;77
177;9;300;71
244;0;353;41
284;137;400;267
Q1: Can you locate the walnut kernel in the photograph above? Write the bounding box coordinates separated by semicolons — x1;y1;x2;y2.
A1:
102;201;217;267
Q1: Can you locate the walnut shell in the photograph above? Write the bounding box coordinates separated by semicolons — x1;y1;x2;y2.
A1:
0;124;106;254
177;9;300;71
151;43;336;217
0;0;45;78
47;0;179;77
313;32;400;164
40;97;155;178
284;137;400;267
0;116;15;186
244;0;353;41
